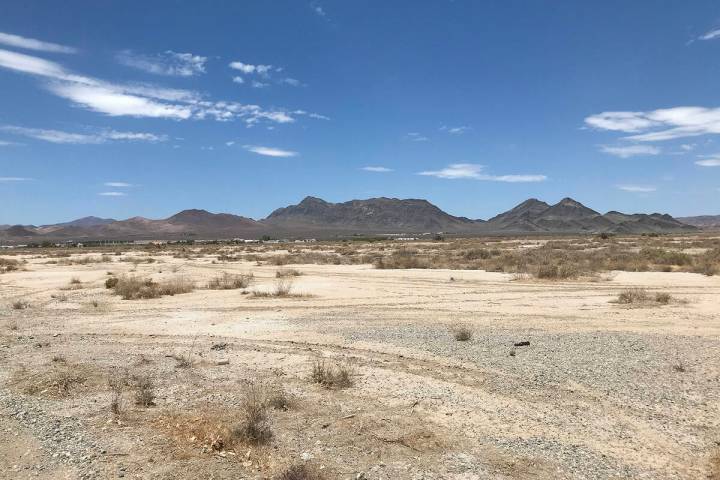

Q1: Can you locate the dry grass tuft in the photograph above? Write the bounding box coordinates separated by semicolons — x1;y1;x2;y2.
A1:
0;257;21;273
132;374;155;407
276;268;302;278
207;272;253;290
11;300;30;310
230;383;273;446
709;450;720;480
276;464;325;480
616;288;650;304
616;288;674;306
451;324;473;341
311;361;354;389
111;275;194;300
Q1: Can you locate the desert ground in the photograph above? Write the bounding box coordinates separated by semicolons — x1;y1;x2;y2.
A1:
1;237;719;479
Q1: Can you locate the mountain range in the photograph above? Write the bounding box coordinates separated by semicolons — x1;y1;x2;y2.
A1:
0;196;706;242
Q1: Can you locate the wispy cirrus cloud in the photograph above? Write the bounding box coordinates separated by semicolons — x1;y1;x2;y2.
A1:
599;144;661;158
0;176;33;182
104;182;134;187
440;125;471;135
0;31;76;54
361;166;393;172
616;184;657;193
405;132;428;142
0;140;20;146
695;158;720;167
243;145;298;157
116;50;207;77
585;107;720;142
229;60;301;88
98;191;126;197
0;46;321;125
0;125;167;144
418;163;546;183
699;28;720;41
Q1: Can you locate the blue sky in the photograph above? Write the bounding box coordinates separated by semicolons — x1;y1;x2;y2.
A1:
1;1;719;225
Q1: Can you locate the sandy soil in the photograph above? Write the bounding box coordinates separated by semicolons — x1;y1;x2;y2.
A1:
0;250;719;479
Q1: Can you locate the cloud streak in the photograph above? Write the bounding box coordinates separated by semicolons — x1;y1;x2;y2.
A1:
98;191;127;197
243;145;298;157
0;125;167;144
0;176;32;182
0;47;321;124
418;164;546;182
117;50;207;76
616;184;657;193
361;166;393;172
586;107;720;142
695;159;720;167
599;144;661;158
0;31;76;54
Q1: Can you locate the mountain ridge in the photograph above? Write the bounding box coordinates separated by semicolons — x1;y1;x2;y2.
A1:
0;197;699;242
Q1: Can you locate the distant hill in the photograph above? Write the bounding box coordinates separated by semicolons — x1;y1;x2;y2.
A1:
0;196;699;242
482;198;694;234
43;216;117;228
677;215;720;230
264;196;478;232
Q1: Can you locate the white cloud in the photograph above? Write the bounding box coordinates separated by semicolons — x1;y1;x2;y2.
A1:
361;166;393;172
229;61;302;88
243;145;298;157
599;144;661;158
311;2;327;17
98;191;126;197
0;31;76;54
226;141;235;146
418;163;546;182
585;107;720;142
406;132;429;142
681;144;696;151
116;50;207;76
699;29;720;41
0;140;19;146
616;184;657;193
440;125;471;135
695;159;720;167
104;182;133;187
0;48;322;125
229;61;274;75
0;125;167;144
0;176;32;182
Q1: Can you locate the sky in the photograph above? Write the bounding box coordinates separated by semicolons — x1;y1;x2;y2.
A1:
1;1;719;225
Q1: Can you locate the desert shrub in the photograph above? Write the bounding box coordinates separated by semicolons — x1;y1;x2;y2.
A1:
311;361;354;389
108;375;126;415
534;262;579;280
111;276;194;300
639;248;692;266
0;257;20;273
374;249;427;269
11;300;30;310
105;277;119;289
267;389;293;411
276;465;325;480
133;375;155;407
654;292;672;304
231;383;273;445
617;288;649;304
276;268;302;278
207;272;253;290
274;277;294;296
451;324;473;341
